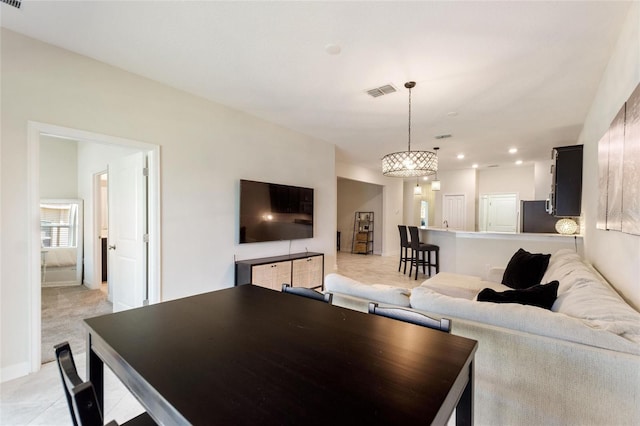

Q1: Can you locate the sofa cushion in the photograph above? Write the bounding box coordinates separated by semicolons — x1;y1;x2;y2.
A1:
420;272;511;300
477;281;559;310
542;250;640;344
410;285;640;355
324;273;411;307
502;248;551;289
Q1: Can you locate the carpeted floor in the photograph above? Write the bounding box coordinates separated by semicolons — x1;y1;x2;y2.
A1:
41;284;113;364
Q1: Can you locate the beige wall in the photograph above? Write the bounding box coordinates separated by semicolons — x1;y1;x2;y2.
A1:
39;136;78;199
477;165;535;200
403;179;437;227
579;3;640;309
1;29;336;379
431;168;477;231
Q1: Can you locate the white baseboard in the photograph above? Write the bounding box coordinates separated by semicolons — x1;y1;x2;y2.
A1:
0;360;31;383
42;281;80;287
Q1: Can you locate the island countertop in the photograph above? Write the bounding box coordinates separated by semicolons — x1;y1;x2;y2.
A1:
420;226;582;240
418;227;582;278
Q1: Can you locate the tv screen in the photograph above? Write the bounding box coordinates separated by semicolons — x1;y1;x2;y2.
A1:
239;179;314;243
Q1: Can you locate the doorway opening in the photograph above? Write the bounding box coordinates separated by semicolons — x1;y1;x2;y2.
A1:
95;171;109;300
28;121;161;372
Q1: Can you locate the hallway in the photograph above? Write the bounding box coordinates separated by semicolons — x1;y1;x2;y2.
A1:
41;284;112;364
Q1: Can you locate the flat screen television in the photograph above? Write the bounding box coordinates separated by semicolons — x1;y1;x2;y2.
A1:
239;179;314;243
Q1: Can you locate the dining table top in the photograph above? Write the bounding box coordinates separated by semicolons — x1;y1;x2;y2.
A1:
84;284;477;425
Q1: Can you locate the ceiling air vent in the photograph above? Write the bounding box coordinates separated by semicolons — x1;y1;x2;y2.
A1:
366;84;397;98
435;134;452;140
1;0;21;8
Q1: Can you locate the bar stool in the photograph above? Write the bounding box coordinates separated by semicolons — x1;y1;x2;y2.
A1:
408;226;440;280
397;225;412;274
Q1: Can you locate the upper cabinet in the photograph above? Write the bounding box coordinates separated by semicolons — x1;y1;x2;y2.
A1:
548;145;583;217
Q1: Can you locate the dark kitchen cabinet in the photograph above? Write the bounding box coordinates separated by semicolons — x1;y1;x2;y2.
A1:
547;145;583;217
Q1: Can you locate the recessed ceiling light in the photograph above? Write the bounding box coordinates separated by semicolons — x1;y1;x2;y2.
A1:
515;160;523;165
457;154;465;159
422;176;429;181
509;148;518;154
324;44;342;55
472;164;478;168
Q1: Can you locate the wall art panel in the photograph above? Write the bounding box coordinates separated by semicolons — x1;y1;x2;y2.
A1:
622;84;640;235
597;130;610;230
606;105;625;231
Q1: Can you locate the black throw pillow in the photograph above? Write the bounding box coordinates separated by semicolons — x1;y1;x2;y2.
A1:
477;281;559;310
501;248;551;289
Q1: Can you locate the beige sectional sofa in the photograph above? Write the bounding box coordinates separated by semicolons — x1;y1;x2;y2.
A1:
325;249;640;426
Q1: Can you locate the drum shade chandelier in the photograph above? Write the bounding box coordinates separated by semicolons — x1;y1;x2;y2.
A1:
382;81;438;177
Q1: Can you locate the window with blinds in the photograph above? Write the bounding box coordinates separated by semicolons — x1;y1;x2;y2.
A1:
41;203;78;248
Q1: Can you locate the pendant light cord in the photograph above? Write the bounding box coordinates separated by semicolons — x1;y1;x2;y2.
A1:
407;86;412;153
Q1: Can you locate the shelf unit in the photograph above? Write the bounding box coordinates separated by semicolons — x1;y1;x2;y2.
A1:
352;211;374;255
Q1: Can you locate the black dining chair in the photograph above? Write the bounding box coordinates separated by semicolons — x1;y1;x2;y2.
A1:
398;225;412;274
368;302;451;333
54;341;156;426
408;226;440;280
282;283;333;303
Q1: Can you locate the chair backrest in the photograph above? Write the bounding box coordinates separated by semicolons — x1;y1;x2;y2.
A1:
282;283;333;304
398;225;410;248
368;302;451;332
55;341;105;426
408;226;421;250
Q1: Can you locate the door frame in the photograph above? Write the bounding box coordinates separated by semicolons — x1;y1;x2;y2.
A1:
27;121;162;373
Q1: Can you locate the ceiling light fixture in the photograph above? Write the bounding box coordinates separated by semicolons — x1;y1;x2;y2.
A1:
457;154;465;159
472;164;479;169
516;160;523;165
431;147;441;191
381;82;437;177
509;148;518;154
414;178;422;195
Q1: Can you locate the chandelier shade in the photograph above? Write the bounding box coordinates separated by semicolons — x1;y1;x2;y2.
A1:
382;81;438;178
382;150;438;178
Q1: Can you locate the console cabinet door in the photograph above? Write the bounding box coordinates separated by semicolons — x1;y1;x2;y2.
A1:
251;261;292;290
291;256;323;288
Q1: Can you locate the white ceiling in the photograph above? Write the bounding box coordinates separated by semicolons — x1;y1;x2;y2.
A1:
1;1;632;174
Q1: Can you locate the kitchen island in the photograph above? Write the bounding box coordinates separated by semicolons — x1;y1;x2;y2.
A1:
419;227;583;278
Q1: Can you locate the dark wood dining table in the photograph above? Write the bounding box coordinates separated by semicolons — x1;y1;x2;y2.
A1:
84;284;477;425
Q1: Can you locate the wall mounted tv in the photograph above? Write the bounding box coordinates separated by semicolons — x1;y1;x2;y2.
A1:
239;179;314;243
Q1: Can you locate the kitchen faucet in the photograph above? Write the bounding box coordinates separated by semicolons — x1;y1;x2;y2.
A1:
443;220;448;229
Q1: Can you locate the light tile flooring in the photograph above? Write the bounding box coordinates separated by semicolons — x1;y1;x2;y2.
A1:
1;252;429;425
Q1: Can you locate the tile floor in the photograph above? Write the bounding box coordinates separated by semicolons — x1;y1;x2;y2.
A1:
0;252;432;425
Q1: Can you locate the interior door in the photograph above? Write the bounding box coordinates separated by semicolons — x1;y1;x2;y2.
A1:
486;194;518;233
108;152;147;312
443;194;466;230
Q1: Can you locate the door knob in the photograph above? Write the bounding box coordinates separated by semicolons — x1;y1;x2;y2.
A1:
108;245;116;250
